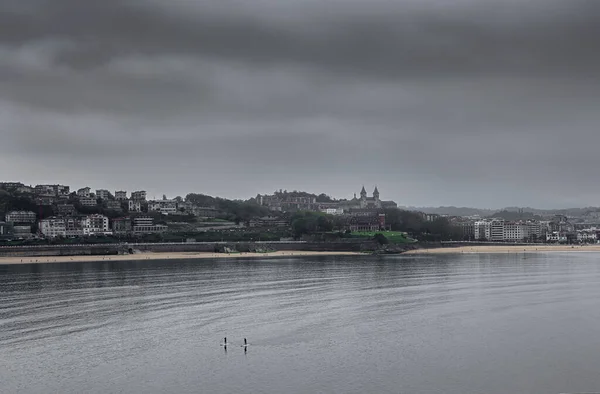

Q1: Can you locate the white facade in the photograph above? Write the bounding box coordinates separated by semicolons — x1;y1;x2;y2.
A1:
577;231;598;242
474;220;542;242
39;218;67;238
490;220;504;241
503;222;526;242
6;211;37;223
128;200;142;212
82;214;110;235
132;216;166;234
148;200;178;214
546;231;567;243
474;221;491;240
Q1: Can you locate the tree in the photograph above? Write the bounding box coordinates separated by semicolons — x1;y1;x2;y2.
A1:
291;211;334;237
374;233;389;245
316;193;334;203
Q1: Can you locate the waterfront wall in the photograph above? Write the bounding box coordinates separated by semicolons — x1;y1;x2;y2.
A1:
0;240;382;257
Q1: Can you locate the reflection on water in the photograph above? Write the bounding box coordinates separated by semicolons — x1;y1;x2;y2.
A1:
2;253;600;393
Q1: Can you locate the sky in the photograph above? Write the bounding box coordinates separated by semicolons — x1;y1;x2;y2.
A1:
1;0;599;209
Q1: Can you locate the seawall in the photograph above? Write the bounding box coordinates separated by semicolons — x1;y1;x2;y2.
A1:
0;240;388;257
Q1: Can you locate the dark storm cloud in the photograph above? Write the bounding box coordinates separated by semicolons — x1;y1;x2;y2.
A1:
1;0;599;207
2;0;600;77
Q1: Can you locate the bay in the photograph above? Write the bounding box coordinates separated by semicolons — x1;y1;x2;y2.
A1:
2;253;600;394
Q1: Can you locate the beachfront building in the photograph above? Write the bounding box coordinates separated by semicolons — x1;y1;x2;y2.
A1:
503;222;526;242
132;216;167;234
112;217;133;235
5;211;37;224
82;214;110;235
13;226;32;239
64;217;83;237
0;222;14;239
546;231;568;243
577;230;598;243
474;219;544;242
39;218;67;238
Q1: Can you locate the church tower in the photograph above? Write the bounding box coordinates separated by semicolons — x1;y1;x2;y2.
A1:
360;186;367;200
373;186;380;201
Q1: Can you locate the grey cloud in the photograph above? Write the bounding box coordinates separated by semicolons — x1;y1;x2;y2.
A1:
1;1;600;208
1;0;599;78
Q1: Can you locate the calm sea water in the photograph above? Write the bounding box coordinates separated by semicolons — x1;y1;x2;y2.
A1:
2;253;600;394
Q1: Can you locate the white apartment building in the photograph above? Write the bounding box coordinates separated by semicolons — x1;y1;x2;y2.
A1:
474;219;543;242
546;231;567;243
115;191;128;201
64;217;83;237
82;214;110;235
6;211;37;223
490;220;504;241
96;189;112;200
148;200;178;215
577;230;598;243
128;200;142;212
39;218;67;238
503;222;526;242
40;215;110;237
474;221;492;240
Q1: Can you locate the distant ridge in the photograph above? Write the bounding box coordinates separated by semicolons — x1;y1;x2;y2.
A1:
401;206;600;218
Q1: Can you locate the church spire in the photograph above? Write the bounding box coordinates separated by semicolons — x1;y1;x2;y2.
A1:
373;186;380;200
360;186;367;198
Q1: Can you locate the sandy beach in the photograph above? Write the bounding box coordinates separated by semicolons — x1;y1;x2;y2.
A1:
0;250;364;265
404;244;600;255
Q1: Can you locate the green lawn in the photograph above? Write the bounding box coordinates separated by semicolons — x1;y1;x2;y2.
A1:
351;231;415;244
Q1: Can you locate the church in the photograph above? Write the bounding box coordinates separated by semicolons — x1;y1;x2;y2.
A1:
342;186;397;211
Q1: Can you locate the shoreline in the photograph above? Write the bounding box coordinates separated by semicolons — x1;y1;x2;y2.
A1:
404;244;600;255
0;250;364;265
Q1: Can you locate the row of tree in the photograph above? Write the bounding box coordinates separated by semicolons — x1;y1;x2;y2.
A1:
290;209;464;241
185;193;272;224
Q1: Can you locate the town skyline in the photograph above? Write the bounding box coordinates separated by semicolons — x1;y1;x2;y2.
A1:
3;178;600;212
